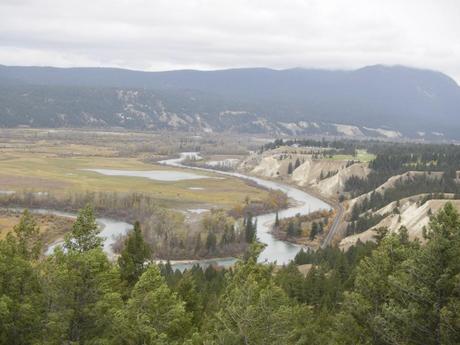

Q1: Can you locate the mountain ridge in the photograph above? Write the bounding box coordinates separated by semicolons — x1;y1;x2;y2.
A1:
0;64;459;139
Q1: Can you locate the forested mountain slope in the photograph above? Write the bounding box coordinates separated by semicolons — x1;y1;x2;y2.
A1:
1;65;460;138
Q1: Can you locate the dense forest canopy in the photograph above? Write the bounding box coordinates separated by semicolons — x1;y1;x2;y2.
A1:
1;203;460;344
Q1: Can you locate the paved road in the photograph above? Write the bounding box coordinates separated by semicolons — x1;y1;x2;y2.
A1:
321;202;344;248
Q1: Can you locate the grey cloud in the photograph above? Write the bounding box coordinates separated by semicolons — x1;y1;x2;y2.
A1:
0;0;459;82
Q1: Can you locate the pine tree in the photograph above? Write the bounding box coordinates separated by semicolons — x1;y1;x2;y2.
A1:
175;271;204;326
212;253;318;344
206;231;217;252
118;221;151;287
245;214;257;243
287;162;293;175
294;158;301;169
337;227;418;344
13;209;41;260
287;221;295;237
112;266;191;344
64;204;102;252
0;211;44;344
42;246;121;344
194;233;201;254
309;222;318;240
377;203;460;344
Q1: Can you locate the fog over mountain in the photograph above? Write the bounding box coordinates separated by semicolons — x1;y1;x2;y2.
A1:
1;64;459;139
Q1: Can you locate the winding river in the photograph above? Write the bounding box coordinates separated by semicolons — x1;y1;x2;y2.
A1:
159;153;331;269
26;209;133;259
15;152;330;270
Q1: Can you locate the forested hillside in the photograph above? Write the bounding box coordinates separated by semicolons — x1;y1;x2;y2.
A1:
1;65;460;138
1;202;460;344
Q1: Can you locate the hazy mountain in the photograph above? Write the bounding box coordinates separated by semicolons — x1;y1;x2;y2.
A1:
0;64;459;139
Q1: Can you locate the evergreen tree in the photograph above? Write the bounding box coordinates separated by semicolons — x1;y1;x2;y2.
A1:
309;222;319;240
194;233;201;254
287;162;293;175
244;214;257;243
211;255;318;344
175;271;204;326
64;204;102;252
0;212;44;345
287;221;296;237
205;231;217;252
118;221;151;287
294;158;301;169
42;247;121;344
376;203;460;344
112;266;191;344
337;226;418;344
12;209;42;260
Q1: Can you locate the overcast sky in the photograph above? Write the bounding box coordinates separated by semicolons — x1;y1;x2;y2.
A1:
1;0;459;82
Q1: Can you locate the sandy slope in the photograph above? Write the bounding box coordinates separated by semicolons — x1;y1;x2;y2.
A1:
242;148;370;198
340;195;460;250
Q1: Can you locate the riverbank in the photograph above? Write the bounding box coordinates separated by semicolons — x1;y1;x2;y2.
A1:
1;151;332;270
257;177;343;249
161;153;331;265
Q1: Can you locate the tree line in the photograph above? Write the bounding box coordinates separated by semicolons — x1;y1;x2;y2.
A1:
0;190;265;260
2;202;460;344
345;142;460;196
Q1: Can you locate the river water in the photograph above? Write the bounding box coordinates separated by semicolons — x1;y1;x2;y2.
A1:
16;209;133;259
159;153;331;268
13;152;329;270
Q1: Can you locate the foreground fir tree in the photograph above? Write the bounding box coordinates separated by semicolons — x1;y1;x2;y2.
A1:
377;203;460;345
112;266;192;345
208;244;322;345
2;202;460;345
12;209;42;260
118;221;151;287
0;210;44;345
41;241;122;344
64;204;102;252
336;203;460;345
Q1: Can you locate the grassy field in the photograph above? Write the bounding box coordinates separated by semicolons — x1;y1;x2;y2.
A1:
0;215;19;240
327;149;376;162
0;211;73;245
0;134;268;209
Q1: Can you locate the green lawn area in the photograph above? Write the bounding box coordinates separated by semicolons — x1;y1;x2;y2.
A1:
326;149;376;162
